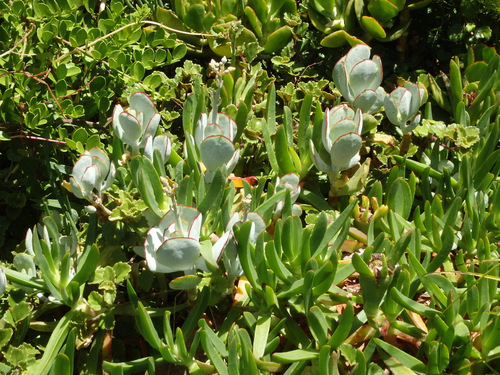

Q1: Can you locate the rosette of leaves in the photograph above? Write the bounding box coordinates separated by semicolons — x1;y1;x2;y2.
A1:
193;110;240;183
112;92;161;155
314;0;432;46
69;147;116;202
355;0;433;42
144;205;203;273
308;0;361;47
309;104;363;175
242;0;297;53
333;44;386;114
385;82;427;133
154;0;296;57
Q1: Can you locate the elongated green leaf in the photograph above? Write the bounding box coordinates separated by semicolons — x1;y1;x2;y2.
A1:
389;287;440;318
181;286;210;337
387;178;413;220
275;125;296;175
131;156;166;217
136;302;162;350
197;168;224;214
236;221;262;293
253;314;272;358
273;349;319;364
34;310;77;375
308;306;328;346
374;338;426;373
3;268;46;290
427;225;454;273
200;330;228;375
328;301;353;349
313;199;357;258
52;353;71;375
265;241;293;282
387;231;412;268
262;83;279;173
72;244;99;285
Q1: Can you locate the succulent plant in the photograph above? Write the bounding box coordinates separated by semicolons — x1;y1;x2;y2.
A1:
333;44;386;114
112;92;161;154
69;147;116;202
384;82;426;133
212;211;265;277
144;205;203;274
310;104;363;175
274;173;302;216
193;110;240;182
144;134;172;165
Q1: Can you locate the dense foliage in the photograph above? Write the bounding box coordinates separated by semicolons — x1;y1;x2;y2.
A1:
0;0;499;374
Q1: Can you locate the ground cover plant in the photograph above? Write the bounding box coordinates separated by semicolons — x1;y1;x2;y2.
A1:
0;0;499;374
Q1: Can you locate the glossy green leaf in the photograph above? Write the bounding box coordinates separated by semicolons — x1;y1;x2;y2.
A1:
263;26;293;53
253;314;271;358
375;338;426;373
389;287;440;318
387;178;413;220
308;306;328;346
200;330;228;375
273;349;319;364
169;275;202;290
275;125;296;175
360;16;386;39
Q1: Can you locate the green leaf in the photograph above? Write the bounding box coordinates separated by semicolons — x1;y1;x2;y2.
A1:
328;300;353;349
375;338;426;374
253;314;272;358
72;244;99;285
387;178;413;220
181;286;210;337
275;125;296;175
34;310;77;375
389;287;440;318
360;16;386;39
236;222;262;293
262;83;279;173
136;301;162;350
200;330;228;375
308;306;328;346
273;349;319;364
52;353;71;375
197;168;224;214
386;230;412;268
169;275;202;290
312;199;356;258
263;26;293;53
131;156;166;217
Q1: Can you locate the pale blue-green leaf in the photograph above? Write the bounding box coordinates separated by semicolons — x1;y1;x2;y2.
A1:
349;59;382;94
353;89;378;113
130;92;156;129
153;237;201;273
169;274;202;290
344;44;372;77
117;112;142;147
330;132;362;172
200;135;235;171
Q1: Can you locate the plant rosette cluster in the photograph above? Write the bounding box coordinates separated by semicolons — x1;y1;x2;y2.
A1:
69;147;116;204
333;44;386;114
112;92;164;156
192;110;240;183
143;205;205;274
385;82;427;134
